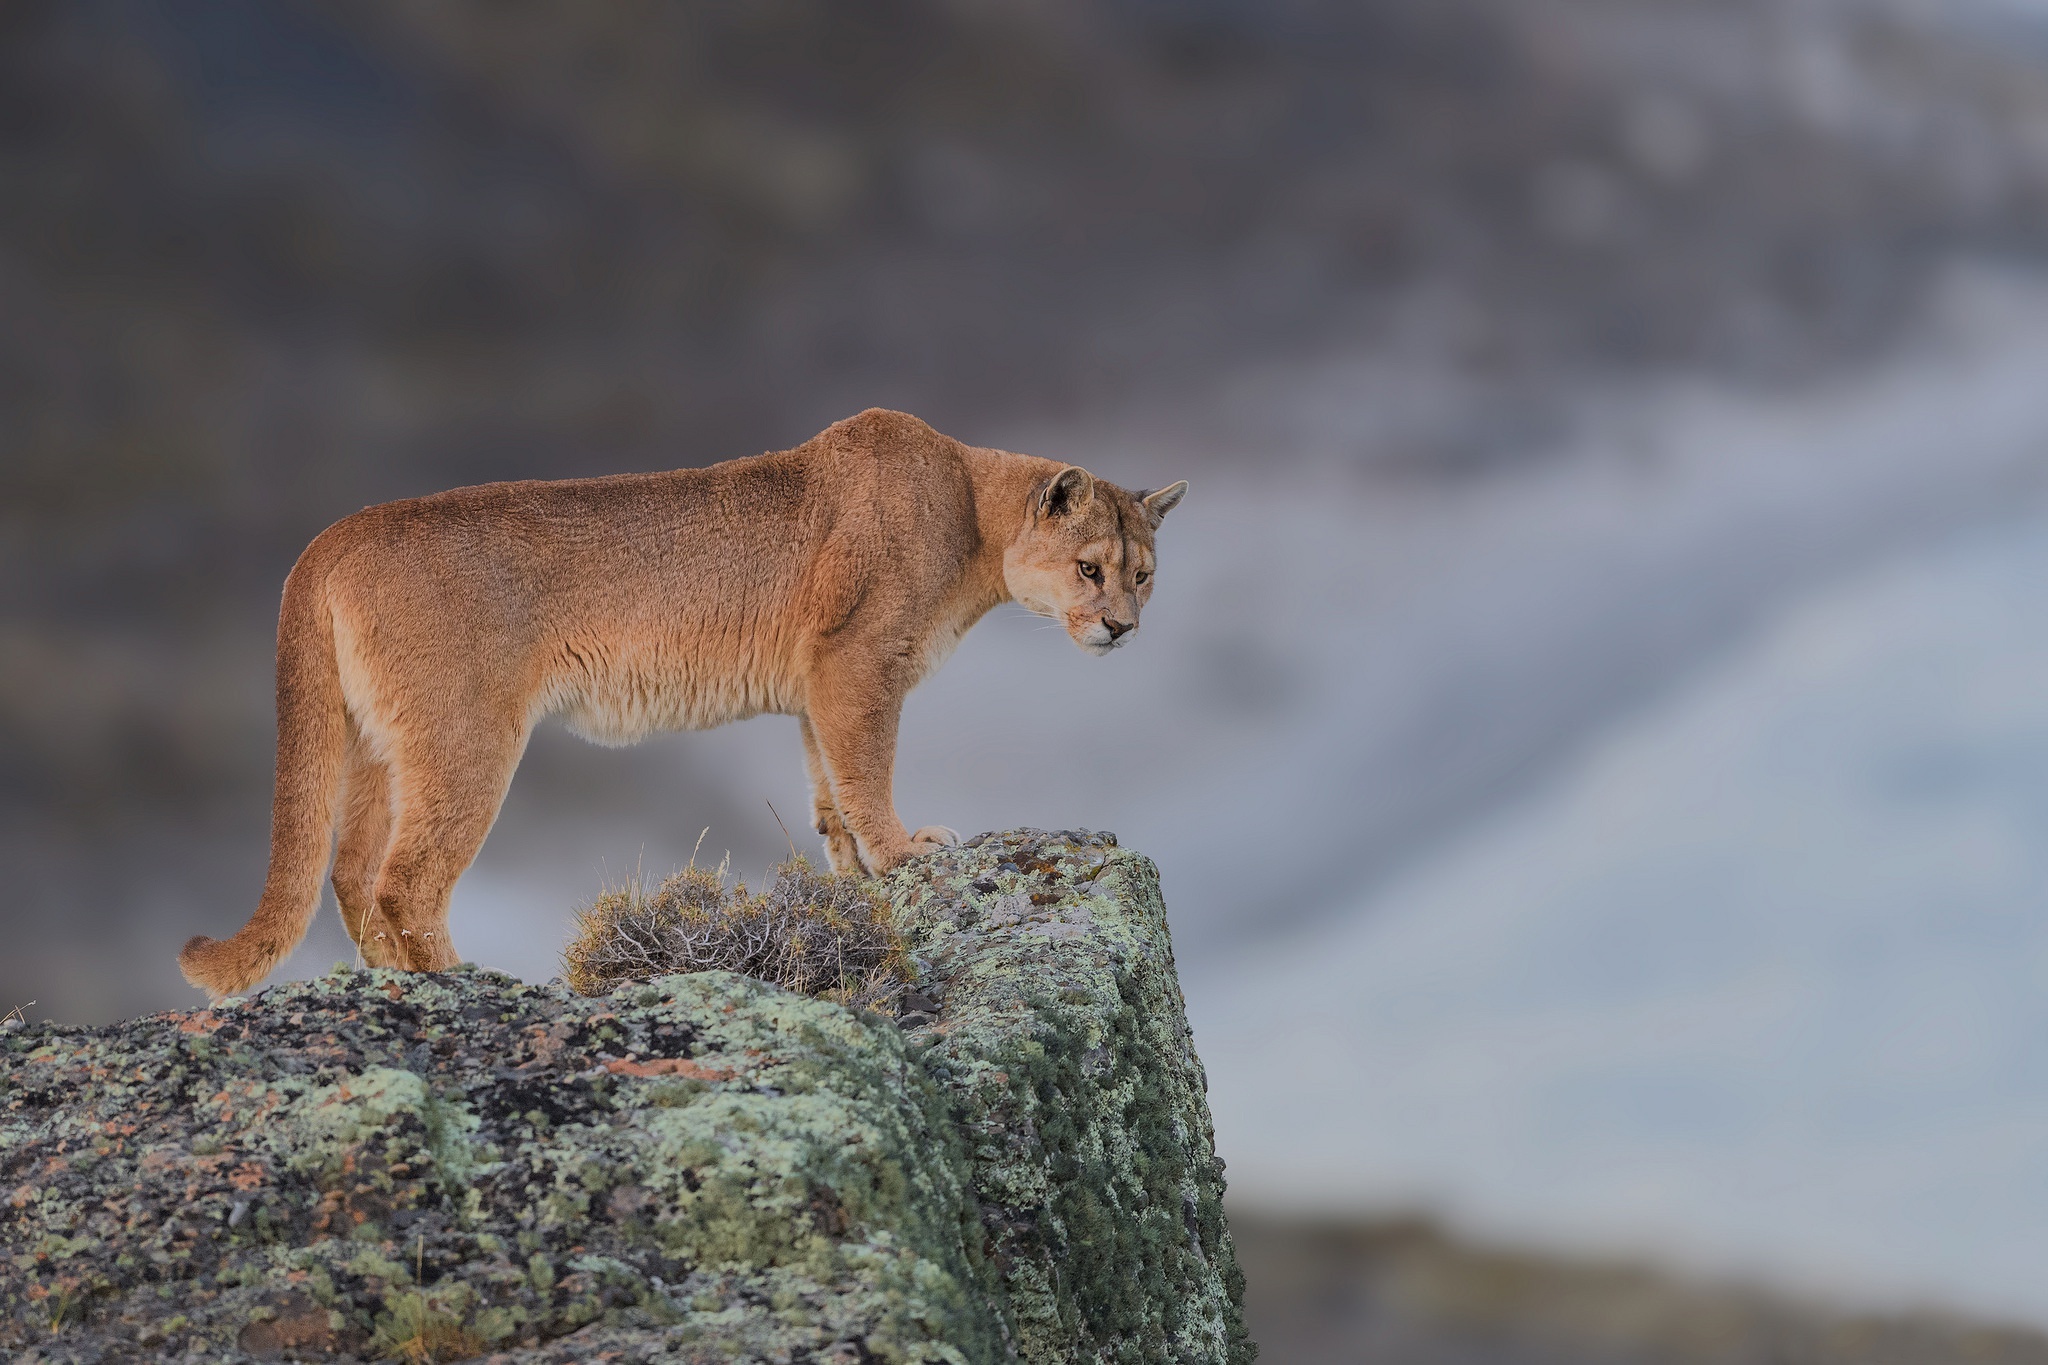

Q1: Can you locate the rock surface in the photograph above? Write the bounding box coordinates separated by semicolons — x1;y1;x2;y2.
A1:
1;830;1251;1364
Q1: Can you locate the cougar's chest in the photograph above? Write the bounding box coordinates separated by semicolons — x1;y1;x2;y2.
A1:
905;593;992;687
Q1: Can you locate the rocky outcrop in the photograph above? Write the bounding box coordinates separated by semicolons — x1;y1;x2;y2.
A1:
880;832;1245;1365
0;831;1251;1364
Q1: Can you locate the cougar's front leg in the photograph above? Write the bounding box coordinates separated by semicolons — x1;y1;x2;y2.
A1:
798;714;864;875
804;660;953;874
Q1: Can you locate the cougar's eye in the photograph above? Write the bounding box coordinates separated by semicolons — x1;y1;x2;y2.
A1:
1135;570;1151;585
1079;561;1103;583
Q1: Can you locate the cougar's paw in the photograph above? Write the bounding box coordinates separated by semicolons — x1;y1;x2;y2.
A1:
358;910;409;970
402;926;461;972
814;806;866;875
910;825;962;849
821;830;865;876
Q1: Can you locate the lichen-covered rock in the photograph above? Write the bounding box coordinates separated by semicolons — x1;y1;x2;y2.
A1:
1;969;993;1364
883;831;1250;1365
0;832;1250;1364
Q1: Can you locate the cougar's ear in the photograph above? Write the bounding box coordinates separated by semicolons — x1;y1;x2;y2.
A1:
1140;480;1187;528
1038;465;1095;519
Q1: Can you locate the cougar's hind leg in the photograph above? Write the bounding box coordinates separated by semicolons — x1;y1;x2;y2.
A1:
369;713;528;971
332;732;394;956
799;713;865;875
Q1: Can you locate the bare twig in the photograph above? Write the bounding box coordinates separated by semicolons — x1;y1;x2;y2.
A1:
766;800;798;860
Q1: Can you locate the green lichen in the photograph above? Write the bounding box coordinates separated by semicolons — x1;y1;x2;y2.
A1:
281;1065;481;1195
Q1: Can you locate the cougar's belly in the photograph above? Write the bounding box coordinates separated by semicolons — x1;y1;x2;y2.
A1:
546;642;794;746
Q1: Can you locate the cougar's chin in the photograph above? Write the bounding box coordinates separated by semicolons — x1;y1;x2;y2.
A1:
1075;622;1118;656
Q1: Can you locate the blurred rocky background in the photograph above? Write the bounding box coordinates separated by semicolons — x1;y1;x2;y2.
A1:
13;0;2048;1358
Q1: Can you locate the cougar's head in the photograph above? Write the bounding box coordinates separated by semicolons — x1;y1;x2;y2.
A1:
1004;467;1187;656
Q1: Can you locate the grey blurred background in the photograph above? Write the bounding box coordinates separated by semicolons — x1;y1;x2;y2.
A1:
13;0;2048;1358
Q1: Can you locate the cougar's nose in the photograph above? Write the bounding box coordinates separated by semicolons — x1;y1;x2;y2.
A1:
1103;618;1133;641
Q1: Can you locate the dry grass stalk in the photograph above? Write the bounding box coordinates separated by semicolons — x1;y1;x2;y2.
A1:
562;855;911;1010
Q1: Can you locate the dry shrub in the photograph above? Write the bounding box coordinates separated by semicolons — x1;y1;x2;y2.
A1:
368;1291;483;1365
563;855;910;1009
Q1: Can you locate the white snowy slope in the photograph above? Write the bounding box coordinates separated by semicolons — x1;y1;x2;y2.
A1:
1196;508;2048;1326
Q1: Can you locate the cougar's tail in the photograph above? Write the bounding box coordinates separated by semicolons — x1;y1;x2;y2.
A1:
179;552;348;998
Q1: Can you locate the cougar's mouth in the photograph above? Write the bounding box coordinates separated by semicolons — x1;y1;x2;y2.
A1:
1076;620;1120;656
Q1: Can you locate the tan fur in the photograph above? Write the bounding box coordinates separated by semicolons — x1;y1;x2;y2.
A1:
178;409;1186;997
